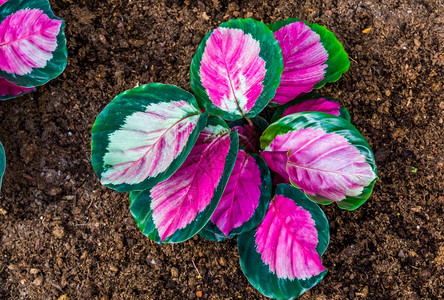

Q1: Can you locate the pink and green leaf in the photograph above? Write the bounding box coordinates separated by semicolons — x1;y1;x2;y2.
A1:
271;93;350;123
260;112;378;210
238;184;329;299
129;117;238;243
228;116;268;153
0;0;67;87
0;77;35;100
91;83;208;192
268;18;350;105
190;18;283;121
199;150;271;241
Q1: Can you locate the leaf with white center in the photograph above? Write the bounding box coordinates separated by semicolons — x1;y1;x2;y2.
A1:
199;150;271;241
260;112;378;210
0;77;35;100
190;18;283;121
238;184;329;299
130;117;238;243
0;0;67;87
269;18;350;105
91;83;208;192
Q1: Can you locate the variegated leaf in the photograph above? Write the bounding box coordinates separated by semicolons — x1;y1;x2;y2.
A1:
129;117;238;243
91;83;208;192
191;18;283;120
228;116;268;153
0;0;67;87
271;93;350;123
269;18;349;105
238;184;329;299
260;112;378;210
0;77;34;100
199;150;271;241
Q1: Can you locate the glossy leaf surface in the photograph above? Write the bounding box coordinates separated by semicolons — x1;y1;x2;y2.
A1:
228;116;268;153
191;18;283;120
0;77;34;100
271;93;350;123
92;83;208;192
261;112;377;210
0;0;67;87
238;184;329;299
130;117;238;243
199;150;271;241
269;18;349;105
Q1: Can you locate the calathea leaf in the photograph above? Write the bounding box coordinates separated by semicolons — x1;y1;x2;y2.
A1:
129;117;238;243
260;112;378;210
268;18;350;105
190;18;283;121
0;141;5;191
228;116;268;153
0;0;67;87
0;77;35;100
238;184;329;300
91;83;208;192
271;93;350;123
199;149;271;241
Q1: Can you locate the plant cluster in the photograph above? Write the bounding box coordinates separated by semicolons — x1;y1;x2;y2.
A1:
0;0;67;189
91;18;378;299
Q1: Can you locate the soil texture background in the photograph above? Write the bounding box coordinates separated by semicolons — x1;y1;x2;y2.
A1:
1;0;443;299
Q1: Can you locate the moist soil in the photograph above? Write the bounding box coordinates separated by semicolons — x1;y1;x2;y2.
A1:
1;0;443;299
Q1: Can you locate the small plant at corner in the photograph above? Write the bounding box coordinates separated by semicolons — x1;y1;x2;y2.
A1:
91;18;378;299
0;0;67;189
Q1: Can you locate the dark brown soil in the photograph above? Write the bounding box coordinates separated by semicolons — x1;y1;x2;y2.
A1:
1;0;443;299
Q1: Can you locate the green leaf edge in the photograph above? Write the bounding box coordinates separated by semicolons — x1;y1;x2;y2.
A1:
199;152;272;241
91;83;208;192
190;18;283;121
0;141;5;191
0;0;68;88
268;18;350;91
237;184;329;299
0;78;36;100
270;93;351;123
129;122;239;244
260;112;378;210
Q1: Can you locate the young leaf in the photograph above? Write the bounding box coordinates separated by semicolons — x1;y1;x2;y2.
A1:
0;141;5;191
199;150;271;241
261;112;378;210
0;0;67;87
91;83;208;192
238;184;329;299
0;77;35;100
190;18;283;120
228;116;268;153
129;117;238;243
269;18;350;105
271;93;350;123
